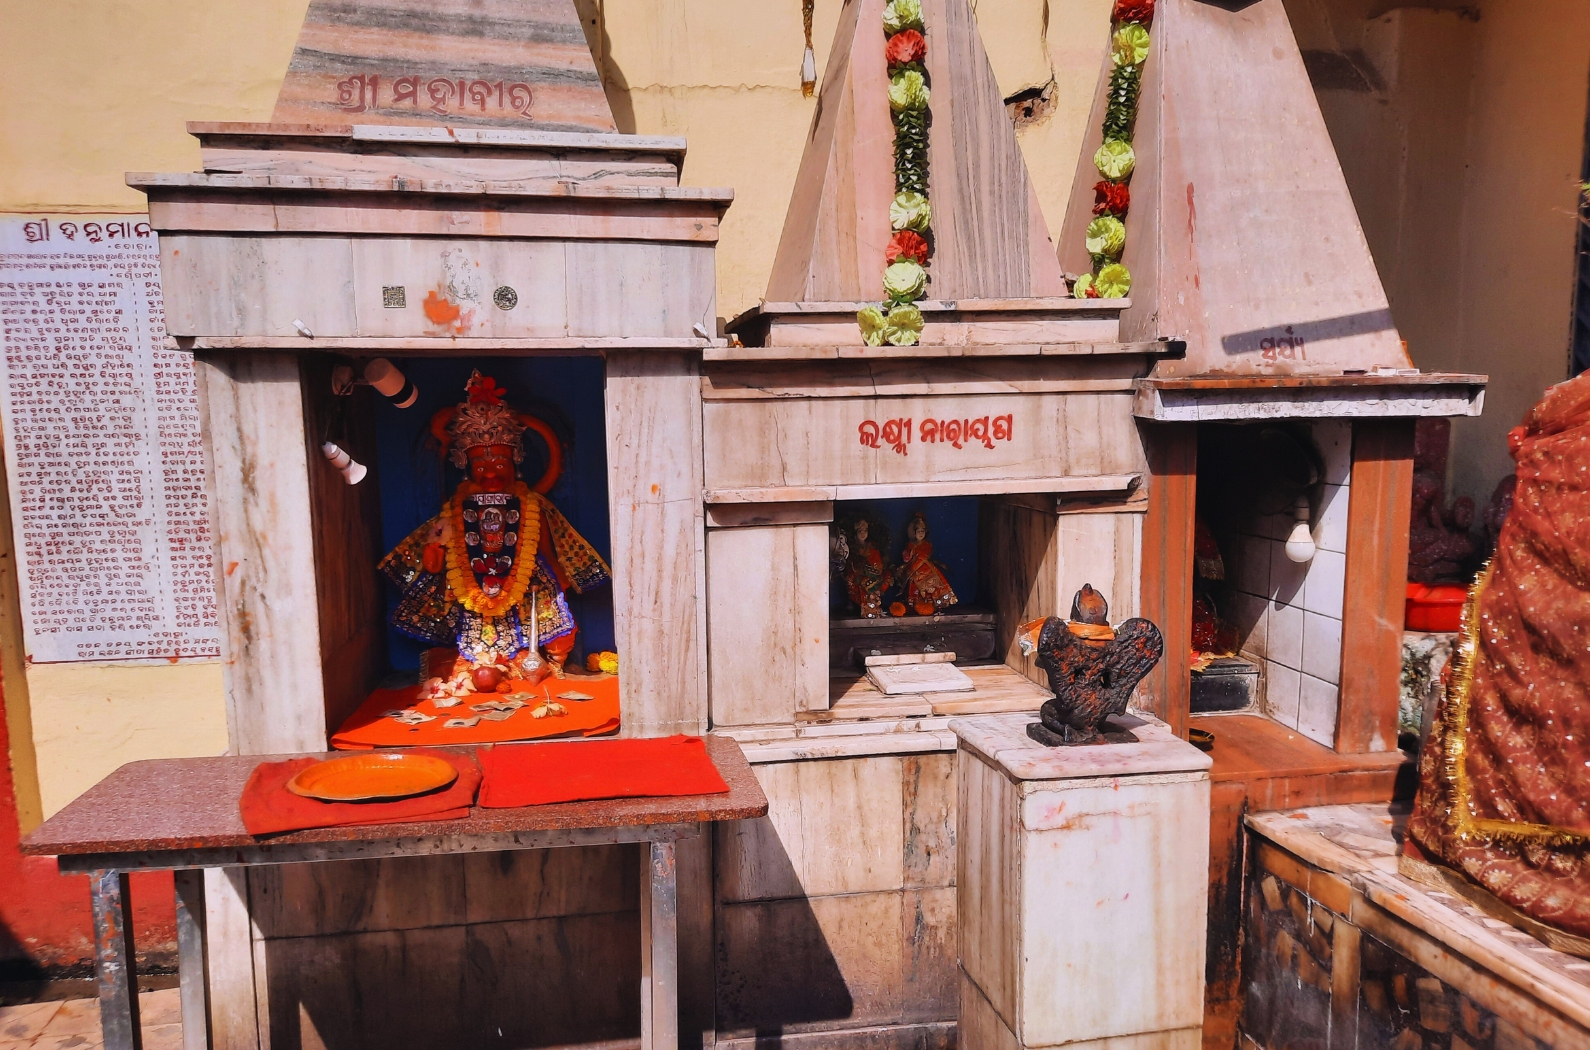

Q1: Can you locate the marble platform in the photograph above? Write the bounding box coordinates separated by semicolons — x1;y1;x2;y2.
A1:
952;712;1212;1050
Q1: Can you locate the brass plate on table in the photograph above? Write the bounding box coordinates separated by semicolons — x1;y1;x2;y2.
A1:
286;753;458;802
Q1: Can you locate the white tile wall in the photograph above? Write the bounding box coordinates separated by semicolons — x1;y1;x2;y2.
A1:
1266;662;1302;728
1301;612;1342;685
1266;600;1305;668
1302;549;1346;618
1316;420;1353;486
1314;484;1349;555
1298;674;1338;746
1269;541;1308;606
1215;421;1351;744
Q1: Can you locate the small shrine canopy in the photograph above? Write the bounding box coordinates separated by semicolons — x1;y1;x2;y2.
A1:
764;0;1067;304
736;0;1483;419
272;0;616;133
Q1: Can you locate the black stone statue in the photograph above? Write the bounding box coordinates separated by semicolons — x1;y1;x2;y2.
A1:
1017;584;1164;746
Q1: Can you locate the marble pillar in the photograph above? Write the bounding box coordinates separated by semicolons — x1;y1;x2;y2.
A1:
953;712;1211;1050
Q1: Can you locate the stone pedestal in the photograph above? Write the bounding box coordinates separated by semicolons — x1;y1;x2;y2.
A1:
952;713;1212;1050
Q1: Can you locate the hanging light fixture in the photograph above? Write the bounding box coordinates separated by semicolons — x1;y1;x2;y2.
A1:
1284;494;1316;564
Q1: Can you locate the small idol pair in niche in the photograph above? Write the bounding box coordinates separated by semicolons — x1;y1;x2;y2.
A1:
380;371;610;684
835;512;957;618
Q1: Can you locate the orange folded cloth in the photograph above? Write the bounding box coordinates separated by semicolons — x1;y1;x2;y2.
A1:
330;674;621;750
478;735;729;808
240;749;482;836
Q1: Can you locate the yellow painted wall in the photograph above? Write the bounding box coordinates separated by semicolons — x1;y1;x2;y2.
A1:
1291;0;1590;504
0;0;1111;818
25;663;229;818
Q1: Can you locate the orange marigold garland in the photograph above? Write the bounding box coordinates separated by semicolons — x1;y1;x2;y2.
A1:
444;481;542;618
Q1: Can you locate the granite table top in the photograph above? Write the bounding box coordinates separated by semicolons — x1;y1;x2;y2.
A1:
21;735;766;863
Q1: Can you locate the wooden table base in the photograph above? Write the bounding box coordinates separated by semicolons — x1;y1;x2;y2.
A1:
85;832;689;1050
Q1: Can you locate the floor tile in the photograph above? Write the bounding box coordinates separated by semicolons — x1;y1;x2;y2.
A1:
0;1000;62;1043
32;1033;97;1050
142;1022;185;1050
137;989;182;1028
37;998;99;1039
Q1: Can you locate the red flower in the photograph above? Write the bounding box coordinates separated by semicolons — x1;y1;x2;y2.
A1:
885;30;926;67
1085;283;1102;299
467;373;507;405
1092;180;1130;217
886;230;930;265
1113;0;1154;24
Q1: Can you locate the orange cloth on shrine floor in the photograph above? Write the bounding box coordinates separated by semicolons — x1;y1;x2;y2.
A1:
477;735;729;808
239;749;481;836
330;674;621;750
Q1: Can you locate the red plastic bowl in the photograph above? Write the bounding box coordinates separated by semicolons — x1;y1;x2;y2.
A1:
1405;583;1467;632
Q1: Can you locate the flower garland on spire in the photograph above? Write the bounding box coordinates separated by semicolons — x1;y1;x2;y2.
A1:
1073;0;1154;300
858;0;931;347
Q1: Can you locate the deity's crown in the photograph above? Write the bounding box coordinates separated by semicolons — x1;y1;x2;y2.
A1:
447;371;525;468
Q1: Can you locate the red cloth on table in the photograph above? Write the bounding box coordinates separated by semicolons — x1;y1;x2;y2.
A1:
240;749;482;836
477;735;729;808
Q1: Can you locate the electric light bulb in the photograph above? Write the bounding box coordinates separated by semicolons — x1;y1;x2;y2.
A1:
1285;520;1317;563
322;442;368;485
1285;496;1316;564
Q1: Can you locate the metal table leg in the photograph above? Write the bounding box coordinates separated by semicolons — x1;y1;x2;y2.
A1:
173;869;212;1050
89;869;143;1050
639;839;678;1050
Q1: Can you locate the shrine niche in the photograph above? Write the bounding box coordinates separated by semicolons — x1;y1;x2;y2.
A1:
130;0;732;1044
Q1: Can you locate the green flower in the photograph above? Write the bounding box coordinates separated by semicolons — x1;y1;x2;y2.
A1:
884;303;925;346
857;305;888;346
1094;140;1136;180
889;69;930;113
1071;273;1095;299
890;191;932;232
883;0;924;34
883;260;928;303
1095;263;1132;298
1112;23;1151;67
1085;216;1127;258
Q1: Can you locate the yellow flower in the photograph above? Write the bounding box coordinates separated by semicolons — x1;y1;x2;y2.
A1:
883;0;923;33
890;191;932;232
883;260;928;302
1094;140;1136;180
1085;216;1127;258
889;69;930;112
597;651;619;675
1112;23;1151;67
857;305;888;346
1096;263;1132;298
1071;273;1095;299
884;303;925;346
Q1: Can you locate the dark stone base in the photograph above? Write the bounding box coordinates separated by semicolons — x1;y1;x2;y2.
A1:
1025;718;1140;747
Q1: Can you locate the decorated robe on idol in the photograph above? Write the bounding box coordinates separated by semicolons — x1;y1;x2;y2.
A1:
380;372;609;678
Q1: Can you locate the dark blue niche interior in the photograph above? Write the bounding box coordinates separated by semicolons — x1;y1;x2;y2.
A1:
830;496;981;614
372;357;615;672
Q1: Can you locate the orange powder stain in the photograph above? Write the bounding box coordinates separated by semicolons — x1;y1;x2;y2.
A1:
422;290;462;326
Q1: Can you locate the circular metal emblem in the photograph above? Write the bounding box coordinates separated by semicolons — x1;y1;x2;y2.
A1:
493;286;519;310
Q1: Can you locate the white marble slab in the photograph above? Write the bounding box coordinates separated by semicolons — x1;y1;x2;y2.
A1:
949;712;1212;782
867;661;976;696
